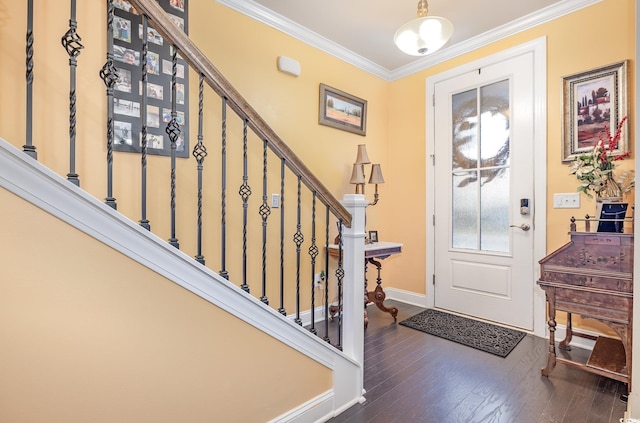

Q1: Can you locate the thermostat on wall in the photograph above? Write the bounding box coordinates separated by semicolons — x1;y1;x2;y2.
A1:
277;56;301;77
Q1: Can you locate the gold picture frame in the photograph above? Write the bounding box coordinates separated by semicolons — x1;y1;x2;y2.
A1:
562;61;628;162
319;83;367;136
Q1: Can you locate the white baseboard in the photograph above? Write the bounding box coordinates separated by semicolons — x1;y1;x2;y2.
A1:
268;390;333;423
268;387;366;423
383;287;427;307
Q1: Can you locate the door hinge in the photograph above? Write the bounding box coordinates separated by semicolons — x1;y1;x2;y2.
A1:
432;93;435;107
432;214;435;226
432;274;436;285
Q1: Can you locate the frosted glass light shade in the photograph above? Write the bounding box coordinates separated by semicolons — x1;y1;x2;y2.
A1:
394;16;454;56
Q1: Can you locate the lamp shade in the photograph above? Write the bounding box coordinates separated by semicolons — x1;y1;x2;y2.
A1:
355;144;371;165
394;15;453;56
368;164;385;184
349;163;366;184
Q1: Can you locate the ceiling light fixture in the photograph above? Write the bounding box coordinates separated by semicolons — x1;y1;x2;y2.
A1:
394;0;454;56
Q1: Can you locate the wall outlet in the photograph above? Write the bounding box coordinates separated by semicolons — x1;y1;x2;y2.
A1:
314;271;325;289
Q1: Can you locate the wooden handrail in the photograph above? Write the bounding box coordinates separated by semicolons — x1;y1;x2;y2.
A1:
130;0;352;227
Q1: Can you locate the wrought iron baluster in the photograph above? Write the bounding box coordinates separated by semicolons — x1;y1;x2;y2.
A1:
61;0;84;186
293;176;304;326
193;75;207;264
219;98;229;280
308;192;319;335
239;119;252;293
166;46;181;249
24;0;37;159
278;158;286;316
323;205;331;343
335;221;344;350
99;0;118;209
259;139;271;304
139;14;150;230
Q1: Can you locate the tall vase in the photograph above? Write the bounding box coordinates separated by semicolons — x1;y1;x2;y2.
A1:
595;174;623;231
596;174;622;203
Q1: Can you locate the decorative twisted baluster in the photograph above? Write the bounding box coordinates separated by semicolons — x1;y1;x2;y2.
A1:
259;139;271;304
99;0;118;209
293;176;304;326
166;46;181;249
219;98;229;280
278;158;286;316
239;119;252;293
308;192;319;335
139;14;150;230
335;221;345;350
323;205;331;343
193;75;207;264
24;0;37;159
61;0;84;186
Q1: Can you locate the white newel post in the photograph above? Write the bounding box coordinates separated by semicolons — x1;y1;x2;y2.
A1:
340;194;367;394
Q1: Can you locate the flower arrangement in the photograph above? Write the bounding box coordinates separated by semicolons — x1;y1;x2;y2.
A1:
570;116;631;198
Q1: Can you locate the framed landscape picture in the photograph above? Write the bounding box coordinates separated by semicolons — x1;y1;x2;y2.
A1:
319;84;367;136
561;61;628;162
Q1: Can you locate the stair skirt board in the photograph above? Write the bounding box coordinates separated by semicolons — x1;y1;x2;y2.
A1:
0;136;362;418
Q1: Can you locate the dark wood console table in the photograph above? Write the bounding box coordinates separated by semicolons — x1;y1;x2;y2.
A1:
537;232;633;389
327;241;402;327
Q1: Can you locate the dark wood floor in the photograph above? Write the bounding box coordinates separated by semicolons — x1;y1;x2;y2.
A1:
327;300;627;423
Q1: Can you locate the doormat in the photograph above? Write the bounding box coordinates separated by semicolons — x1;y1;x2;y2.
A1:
399;309;526;357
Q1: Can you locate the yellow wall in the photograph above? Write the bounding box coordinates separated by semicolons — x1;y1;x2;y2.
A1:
0;0;390;309
0;0;635;354
185;0;635;307
0;186;332;422
385;0;635;302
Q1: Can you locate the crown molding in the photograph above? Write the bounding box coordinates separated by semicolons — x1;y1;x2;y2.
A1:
216;0;389;79
218;0;601;81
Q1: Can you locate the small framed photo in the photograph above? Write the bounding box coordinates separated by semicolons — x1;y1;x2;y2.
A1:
562;61;628;162
319;83;367;136
368;230;378;243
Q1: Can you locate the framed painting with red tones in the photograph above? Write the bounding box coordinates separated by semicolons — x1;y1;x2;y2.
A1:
562;61;628;162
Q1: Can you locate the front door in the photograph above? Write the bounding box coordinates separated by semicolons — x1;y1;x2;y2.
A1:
432;52;535;330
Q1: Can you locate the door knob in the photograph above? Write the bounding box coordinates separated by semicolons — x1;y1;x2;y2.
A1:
510;223;530;231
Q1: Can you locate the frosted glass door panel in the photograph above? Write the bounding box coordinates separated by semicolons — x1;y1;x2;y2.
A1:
480;80;510;168
480;168;510;252
450;79;510;253
452;171;478;249
451;89;478;171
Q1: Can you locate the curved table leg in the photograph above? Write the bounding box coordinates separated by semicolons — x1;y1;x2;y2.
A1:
366;258;398;320
559;312;573;350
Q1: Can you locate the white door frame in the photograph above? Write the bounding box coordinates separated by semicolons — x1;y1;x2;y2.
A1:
425;37;548;337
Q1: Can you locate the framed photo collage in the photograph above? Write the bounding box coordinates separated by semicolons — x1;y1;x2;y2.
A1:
111;0;190;157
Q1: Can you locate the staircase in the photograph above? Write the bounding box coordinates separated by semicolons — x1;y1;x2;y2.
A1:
0;1;367;421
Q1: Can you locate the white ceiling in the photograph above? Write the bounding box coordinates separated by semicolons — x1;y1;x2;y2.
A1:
216;0;601;80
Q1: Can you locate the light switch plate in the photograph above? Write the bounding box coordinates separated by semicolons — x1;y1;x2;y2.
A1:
553;193;580;208
271;193;280;208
